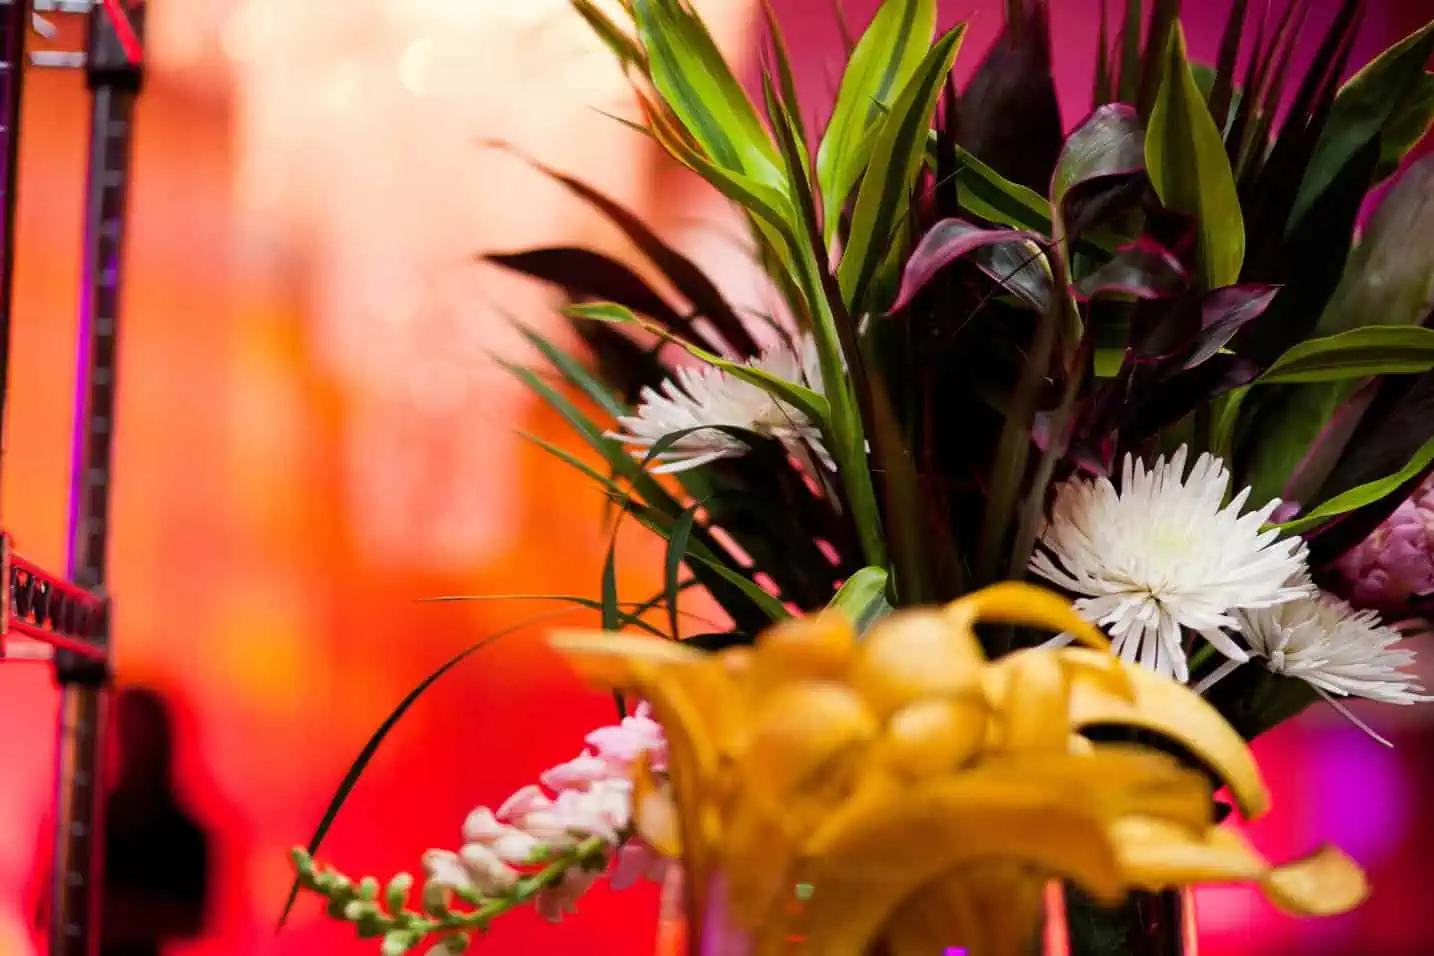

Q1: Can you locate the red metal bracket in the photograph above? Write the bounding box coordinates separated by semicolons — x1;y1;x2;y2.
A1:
0;534;107;659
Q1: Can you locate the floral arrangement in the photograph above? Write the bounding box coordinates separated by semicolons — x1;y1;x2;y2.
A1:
284;0;1434;954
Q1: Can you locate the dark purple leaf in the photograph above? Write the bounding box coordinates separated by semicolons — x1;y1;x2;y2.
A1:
1235;137;1380;365
1074;237;1189;302
1093;0;1113;108
960;0;1063;193
486;246;690;331
891;219;1048;313
1183;284;1282;369
490;145;757;355
1123;353;1259;439
1136;0;1182;119
1209;0;1250;131
1052;104;1147;211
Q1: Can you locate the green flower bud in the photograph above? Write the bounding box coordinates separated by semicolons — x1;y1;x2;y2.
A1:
380;930;417;956
422;880;451;918
357;876;380;901
343;900;378;922
441;931;472;953
357;912;389;939
386;873;414;913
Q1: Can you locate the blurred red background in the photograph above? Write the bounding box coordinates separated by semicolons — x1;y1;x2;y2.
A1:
0;2;1431;956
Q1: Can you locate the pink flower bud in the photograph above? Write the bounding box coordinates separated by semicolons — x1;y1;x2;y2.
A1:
1336;474;1434;615
459;843;519;895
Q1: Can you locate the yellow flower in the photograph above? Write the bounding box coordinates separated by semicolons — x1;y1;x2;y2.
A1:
550;582;1367;956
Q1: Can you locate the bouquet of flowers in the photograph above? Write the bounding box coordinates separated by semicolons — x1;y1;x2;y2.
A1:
286;0;1434;953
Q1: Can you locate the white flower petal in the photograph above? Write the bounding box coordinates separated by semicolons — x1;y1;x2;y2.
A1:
1237;592;1434;705
607;334;830;475
1030;447;1311;681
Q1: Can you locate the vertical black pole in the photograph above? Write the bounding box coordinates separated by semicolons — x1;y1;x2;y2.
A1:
0;0;33;483
50;5;143;956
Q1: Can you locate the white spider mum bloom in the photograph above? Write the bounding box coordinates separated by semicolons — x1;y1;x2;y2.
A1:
1029;446;1311;682
607;334;828;474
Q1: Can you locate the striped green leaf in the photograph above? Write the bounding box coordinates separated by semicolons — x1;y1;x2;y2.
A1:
631;0;782;188
817;0;937;245
838;23;966;314
1146;25;1246;290
1255;326;1434;386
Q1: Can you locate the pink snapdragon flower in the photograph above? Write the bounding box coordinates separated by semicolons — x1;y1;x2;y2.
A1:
1336;474;1434;615
420;702;672;924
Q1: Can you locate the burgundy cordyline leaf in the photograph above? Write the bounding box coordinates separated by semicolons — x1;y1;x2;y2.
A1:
961;0;1063;193
1073;237;1188;302
890;219;1047;313
1051;102;1148;240
486;247;690;331
1182;284;1282;369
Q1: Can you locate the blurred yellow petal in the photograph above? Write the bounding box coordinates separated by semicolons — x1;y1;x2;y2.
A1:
882;873;984;956
1262;846;1369;917
752;612;856;690
1112;817;1266;888
805;770;1126;905
948;581;1112;652
718;790;798;931
1061;648;1271;818
738;681;878;815
959;863;1048;956
877;696;989;778
982;749;1212;832
632;751;680;857
850;610;985;717
991;651;1072;752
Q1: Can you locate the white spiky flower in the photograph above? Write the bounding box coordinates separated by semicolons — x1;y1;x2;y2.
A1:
606;334;828;474
1029;446;1311;682
1233;593;1431;704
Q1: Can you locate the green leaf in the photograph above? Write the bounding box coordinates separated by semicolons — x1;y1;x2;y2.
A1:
1255;326;1434;385
1377;74;1434;180
418;590;692;638
664;506;699;640
817;0;937;244
1273;435;1434;535
616;496;792;621
278;611;573;926
1291;21;1434;229
1146;24;1245;290
926;137;1122;258
828;566;893;634
571;0;646;71
631;0;782;187
564;301;830;424
839;24;966;314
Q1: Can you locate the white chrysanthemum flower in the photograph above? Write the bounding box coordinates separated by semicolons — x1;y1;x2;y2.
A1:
1240;593;1430;699
1029;446;1311;682
606;334;828;474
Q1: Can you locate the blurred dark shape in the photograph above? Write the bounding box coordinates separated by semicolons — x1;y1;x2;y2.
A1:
101;687;212;956
31;687;212;956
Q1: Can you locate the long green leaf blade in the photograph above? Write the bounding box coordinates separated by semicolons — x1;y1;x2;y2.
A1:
817;0;937;245
1274;435;1434;535
631;0;782;186
1290;21;1434;228
1255;326;1434;385
1146;24;1246;290
828;566;892;632
664;506;699;640
839;24;967;314
278;611;579;926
